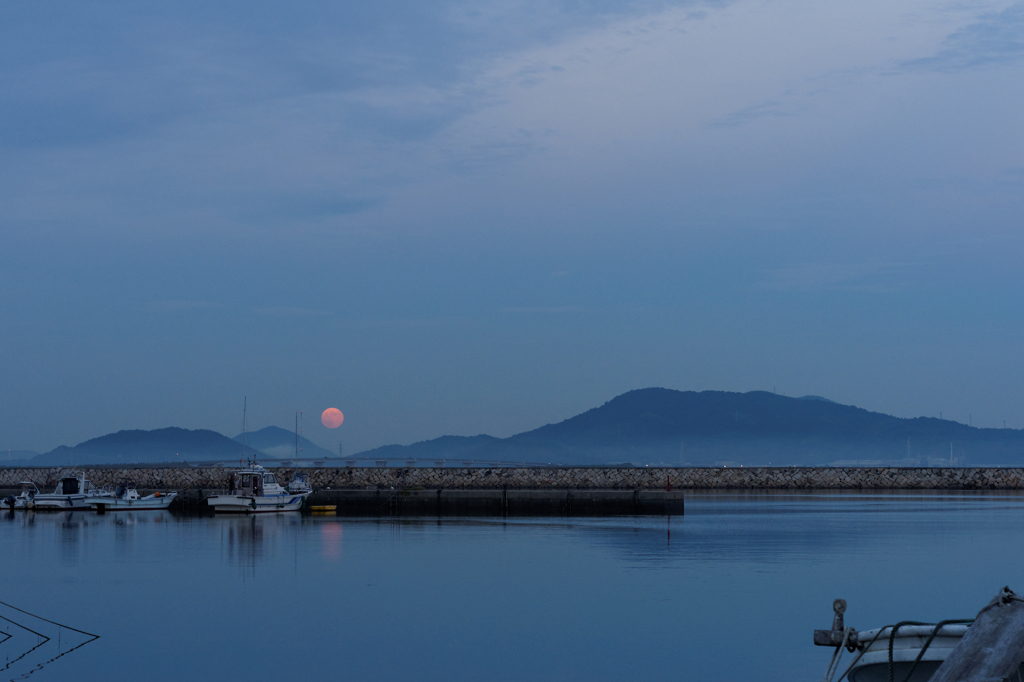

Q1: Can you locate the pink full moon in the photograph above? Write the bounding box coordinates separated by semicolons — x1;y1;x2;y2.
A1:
321;408;344;428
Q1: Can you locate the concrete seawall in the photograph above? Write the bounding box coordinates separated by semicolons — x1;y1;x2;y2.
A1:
3;465;1024;490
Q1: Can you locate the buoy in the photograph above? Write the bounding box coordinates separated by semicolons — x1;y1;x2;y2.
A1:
310;505;337;511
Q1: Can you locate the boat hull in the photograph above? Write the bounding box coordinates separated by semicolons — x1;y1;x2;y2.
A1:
33;494;91;511
207;493;309;513
86;493;177;511
846;624;1007;682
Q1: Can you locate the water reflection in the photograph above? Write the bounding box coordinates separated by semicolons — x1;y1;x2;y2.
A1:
218;513;303;573
3;492;1024;682
320;521;342;560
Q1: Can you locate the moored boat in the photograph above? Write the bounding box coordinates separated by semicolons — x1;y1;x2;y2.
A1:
33;471;112;511
86;482;177;511
2;481;41;510
287;472;312;494
207;463;310;513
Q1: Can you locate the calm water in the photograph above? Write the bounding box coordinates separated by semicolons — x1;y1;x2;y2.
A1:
4;491;1024;681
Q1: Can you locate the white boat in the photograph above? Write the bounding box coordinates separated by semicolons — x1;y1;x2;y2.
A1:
287;472;312;494
814;596;1024;682
86;482;177;511
2;481;40;510
33;471;112;511
207;463;310;513
841;623;971;682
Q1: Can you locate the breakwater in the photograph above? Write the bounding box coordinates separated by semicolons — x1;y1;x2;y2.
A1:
3;466;1024;490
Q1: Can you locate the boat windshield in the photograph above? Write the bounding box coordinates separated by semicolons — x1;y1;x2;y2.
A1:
263;474;277;485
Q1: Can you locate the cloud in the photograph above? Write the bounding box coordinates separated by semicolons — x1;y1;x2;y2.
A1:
900;2;1024;72
146;300;221;311
253;306;333;317
708;99;794;128
760;263;915;292
500;306;586;314
239;196;378;225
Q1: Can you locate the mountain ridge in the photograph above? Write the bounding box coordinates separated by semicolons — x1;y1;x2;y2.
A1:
233;426;336;460
354;388;1024;466
7;389;1023;466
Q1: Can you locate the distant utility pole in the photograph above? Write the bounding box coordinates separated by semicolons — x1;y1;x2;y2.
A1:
339;441;343;457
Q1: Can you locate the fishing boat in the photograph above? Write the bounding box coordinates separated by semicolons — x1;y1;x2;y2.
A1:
287;472;312;494
33;471;112;511
207;404;312;513
2;481;40;510
85;482;177;511
814;595;1024;682
206;462;309;513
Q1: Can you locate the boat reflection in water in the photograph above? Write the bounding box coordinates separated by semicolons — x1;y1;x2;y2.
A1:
217;512;304;571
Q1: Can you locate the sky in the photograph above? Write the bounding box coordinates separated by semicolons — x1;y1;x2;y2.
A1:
2;0;1023;455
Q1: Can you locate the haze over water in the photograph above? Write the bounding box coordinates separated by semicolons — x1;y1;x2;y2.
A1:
4;492;1024;681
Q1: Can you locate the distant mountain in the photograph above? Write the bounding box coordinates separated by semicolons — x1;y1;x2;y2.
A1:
28;427;262;466
234;426;336;460
359;435;504;463
356;389;1024;466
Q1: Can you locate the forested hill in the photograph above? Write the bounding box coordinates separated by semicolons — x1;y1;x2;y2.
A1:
27;427;262;466
356;389;1024;466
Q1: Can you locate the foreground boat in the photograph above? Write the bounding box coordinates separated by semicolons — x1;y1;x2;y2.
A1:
207;463;310;513
33;471;112;511
86;483;177;511
2;481;40;510
814;592;1024;682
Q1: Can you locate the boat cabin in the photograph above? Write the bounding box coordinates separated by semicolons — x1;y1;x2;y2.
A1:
57;476;82;495
230;468;283;497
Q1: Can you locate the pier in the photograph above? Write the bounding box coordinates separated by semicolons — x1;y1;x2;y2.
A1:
10;464;1024;516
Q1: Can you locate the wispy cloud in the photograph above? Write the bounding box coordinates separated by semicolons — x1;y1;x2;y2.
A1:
708;100;794;128
253;306;333;317
239;196;377;226
900;2;1024;72
146;300;221;312
500;306;586;314
760;262;915;292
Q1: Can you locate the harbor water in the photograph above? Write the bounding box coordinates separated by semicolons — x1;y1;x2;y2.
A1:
4;490;1024;681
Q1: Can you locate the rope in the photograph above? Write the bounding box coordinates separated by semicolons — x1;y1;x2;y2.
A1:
821;627;854;682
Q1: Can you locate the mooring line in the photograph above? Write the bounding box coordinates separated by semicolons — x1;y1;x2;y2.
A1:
0;615;47;642
0;601;99;640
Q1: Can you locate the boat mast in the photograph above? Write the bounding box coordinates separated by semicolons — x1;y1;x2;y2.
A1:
242;397;248;464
